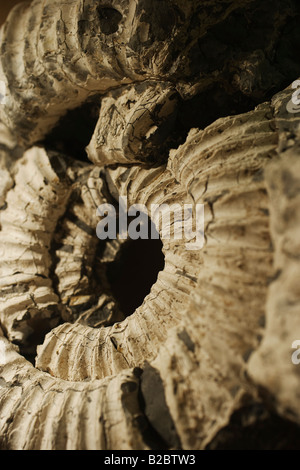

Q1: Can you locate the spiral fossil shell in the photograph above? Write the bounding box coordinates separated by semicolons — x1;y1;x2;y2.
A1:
1;85;298;448
1;0;300;451
0;0;238;151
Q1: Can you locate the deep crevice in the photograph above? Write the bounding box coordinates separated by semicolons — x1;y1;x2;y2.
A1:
106;233;165;318
206;403;300;450
139;362;182;450
134;367;171;450
42;99;101;163
97;7;122;35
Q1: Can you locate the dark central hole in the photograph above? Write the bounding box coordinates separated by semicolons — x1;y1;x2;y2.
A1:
97;7;122;35
106;237;165;318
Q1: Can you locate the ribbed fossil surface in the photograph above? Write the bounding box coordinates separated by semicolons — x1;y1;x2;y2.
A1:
0;0;300;450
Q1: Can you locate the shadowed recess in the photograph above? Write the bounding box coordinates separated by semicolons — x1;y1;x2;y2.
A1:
43;99;101;163
97;7;123;35
106;233;165;318
206;404;300;450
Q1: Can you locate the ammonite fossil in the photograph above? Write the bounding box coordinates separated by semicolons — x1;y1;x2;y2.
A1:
0;0;300;450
